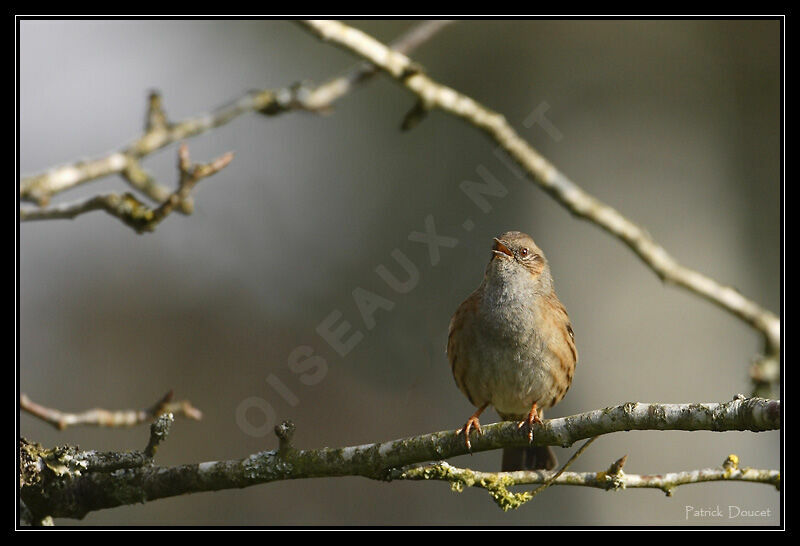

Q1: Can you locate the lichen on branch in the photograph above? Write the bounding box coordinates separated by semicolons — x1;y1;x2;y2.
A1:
18;397;780;521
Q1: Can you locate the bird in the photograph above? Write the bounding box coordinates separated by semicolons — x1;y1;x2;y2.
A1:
447;231;577;471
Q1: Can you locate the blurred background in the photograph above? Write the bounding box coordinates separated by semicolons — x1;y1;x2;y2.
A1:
19;19;780;526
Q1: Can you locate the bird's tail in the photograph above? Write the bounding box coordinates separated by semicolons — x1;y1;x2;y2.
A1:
501;446;558;472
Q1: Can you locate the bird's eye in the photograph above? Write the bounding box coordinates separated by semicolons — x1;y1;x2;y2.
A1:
520;248;529;258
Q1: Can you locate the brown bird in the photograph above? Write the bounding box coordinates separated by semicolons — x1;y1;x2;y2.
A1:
447;231;577;471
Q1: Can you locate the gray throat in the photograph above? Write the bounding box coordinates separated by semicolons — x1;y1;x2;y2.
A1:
479;261;552;338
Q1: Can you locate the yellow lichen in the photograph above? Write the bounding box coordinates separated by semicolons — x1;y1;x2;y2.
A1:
723;454;739;477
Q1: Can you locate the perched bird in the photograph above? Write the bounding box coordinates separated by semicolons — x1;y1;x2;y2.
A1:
447;231;577;471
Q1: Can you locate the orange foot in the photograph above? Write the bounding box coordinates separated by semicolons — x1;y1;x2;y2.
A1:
517;403;543;443
457;403;488;451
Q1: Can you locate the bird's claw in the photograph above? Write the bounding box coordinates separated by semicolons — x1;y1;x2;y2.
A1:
457;416;483;451
517;410;543;443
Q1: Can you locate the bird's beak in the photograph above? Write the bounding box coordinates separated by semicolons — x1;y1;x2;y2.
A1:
492;238;514;259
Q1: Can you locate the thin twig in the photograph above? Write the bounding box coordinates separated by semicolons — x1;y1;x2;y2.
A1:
18;20;452;207
144;413;174;458
298;18;780;364
20;390;202;430
411;436;600;511
395;453;779;510
527;436;598;500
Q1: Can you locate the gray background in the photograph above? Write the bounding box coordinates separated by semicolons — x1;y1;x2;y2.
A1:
19;19;780;526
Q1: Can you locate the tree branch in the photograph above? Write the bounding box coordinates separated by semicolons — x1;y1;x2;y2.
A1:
18;397;780;520
456;435;601;511
394;453;780;511
20;144;233;233
298;19;781;374
19;390;202;430
299;19;453;112
18;20;452;207
20;414;176;524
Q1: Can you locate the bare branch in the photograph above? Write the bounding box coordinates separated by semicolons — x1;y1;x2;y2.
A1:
121;155;192;213
395;454;780;511
19;145;233;233
750;353;780;398
18;397;780;520
145;89;169;132
144;412;174;458
301;19;453;112
298;18;780;365
20;390;202;430
523;436;598;505
18;20;452;206
445;436;599;511
20;413;177;522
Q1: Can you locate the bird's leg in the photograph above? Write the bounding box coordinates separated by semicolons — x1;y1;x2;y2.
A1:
457;402;489;451
517;402;543;443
